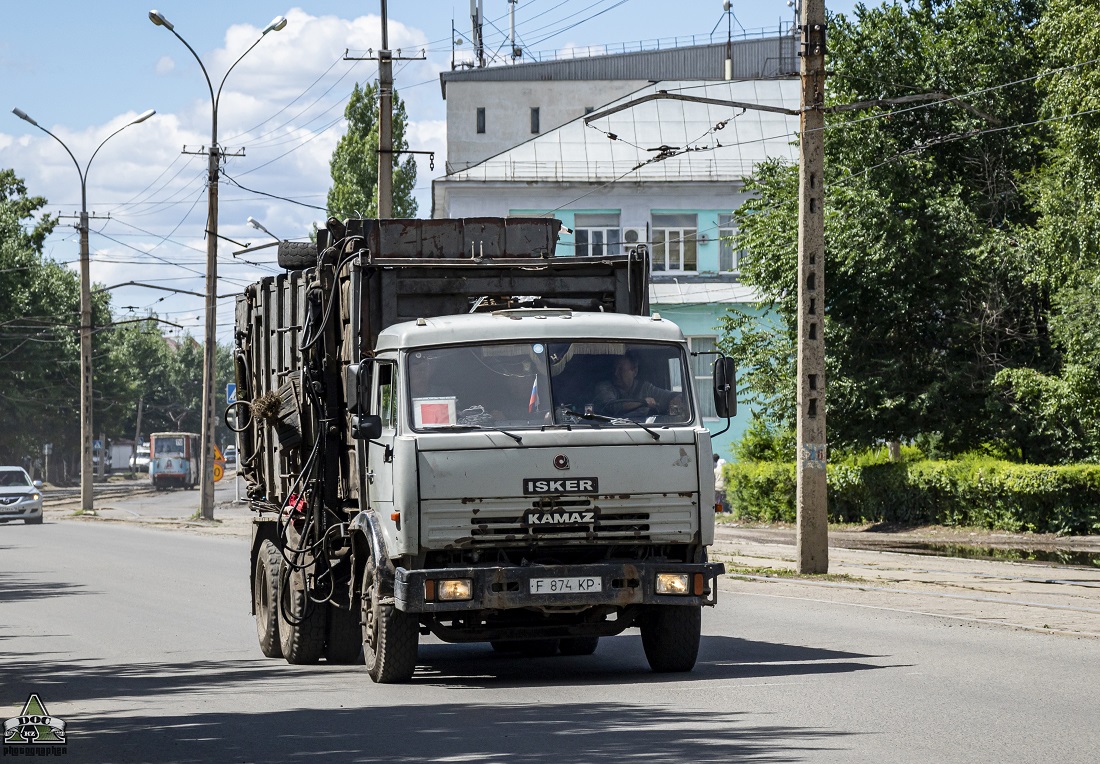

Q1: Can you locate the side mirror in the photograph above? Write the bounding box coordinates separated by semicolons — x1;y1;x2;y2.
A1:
352;414;383;441
713;357;737;419
346;362;367;415
33;480;43;489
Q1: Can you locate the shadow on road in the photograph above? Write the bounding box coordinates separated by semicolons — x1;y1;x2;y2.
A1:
0;571;91;603
0;635;891;762
64;703;858;763
408;634;893;689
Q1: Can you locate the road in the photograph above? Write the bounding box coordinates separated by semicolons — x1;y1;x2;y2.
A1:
2;513;1098;763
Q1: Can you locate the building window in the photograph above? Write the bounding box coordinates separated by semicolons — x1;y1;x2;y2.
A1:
530;107;540;134
574;213;621;257
476;107;486;134
651;213;697;272
688;336;718;418
718;213;741;275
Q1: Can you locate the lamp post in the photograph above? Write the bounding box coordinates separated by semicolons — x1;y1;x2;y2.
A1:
11;107;155;513
148;9;287;520
247;216;282;242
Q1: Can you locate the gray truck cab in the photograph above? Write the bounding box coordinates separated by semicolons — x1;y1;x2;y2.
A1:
349;308;724;679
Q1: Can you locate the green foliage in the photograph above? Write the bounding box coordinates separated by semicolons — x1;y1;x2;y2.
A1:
725;457;1100;535
327;82;418;220
728;0;1051;456
0;170;71;465
730;415;795;462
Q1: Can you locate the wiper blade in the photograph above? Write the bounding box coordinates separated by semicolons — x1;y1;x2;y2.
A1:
564;409;660;441
425;424;523;444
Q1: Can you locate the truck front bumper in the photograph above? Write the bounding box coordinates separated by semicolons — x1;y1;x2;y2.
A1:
394;561;725;613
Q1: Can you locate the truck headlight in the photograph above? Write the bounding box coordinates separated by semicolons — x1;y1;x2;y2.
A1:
655;573;691;595
436;579;473;601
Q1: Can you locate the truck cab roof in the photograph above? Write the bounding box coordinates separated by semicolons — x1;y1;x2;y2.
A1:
375;309;685;352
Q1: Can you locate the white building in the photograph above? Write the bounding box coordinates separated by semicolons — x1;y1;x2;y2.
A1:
433;35;799;453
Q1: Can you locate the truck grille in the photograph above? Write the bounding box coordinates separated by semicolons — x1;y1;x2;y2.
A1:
421;494;697;549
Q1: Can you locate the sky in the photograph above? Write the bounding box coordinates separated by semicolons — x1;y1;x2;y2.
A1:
1;0;862;345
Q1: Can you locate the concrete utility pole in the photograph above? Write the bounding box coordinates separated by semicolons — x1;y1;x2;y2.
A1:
795;0;829;573
378;0;393;219
10;107;155;513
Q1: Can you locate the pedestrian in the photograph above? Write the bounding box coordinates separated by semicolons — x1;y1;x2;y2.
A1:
713;453;728;514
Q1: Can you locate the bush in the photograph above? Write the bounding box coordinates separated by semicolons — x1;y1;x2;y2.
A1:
724;458;1100;535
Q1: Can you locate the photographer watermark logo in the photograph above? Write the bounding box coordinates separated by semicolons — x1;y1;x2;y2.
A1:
4;694;67;757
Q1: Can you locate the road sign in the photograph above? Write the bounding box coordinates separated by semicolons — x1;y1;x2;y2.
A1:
226;383;237;405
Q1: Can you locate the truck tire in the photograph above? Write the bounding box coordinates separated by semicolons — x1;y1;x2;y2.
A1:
362;563;418;683
640;605;701;673
559;636;599;656
278;566;327;664
278;241;318;270
325;602;363;664
253;540;283;658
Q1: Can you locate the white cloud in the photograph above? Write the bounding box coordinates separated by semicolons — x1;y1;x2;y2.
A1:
0;7;457;344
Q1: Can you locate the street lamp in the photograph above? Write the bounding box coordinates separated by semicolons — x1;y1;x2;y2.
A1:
148;9;287;521
247;216;282;242
10;107;155;513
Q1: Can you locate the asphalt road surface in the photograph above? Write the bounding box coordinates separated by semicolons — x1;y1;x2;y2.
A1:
2;518;1098;763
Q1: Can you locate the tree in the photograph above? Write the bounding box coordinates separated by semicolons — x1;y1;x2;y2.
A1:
327;82;418;220
990;0;1100;463
0;170;75;468
724;0;1050;456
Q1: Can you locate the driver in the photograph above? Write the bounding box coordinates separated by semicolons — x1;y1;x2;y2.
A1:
593;352;682;417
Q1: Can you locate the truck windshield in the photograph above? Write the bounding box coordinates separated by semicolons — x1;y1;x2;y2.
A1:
407;341;693;431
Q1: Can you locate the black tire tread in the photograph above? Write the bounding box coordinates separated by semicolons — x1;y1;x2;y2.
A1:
278;566;327;665
363;565;418;683
278;241;319;270
640;606;701;673
254;540;283;658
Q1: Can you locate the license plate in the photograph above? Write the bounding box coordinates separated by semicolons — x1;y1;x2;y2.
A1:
530;577;602;595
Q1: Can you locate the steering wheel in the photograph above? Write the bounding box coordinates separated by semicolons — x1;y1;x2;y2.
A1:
602;398;652;417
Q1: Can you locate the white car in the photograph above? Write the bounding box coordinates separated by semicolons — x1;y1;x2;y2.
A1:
0;467;43;525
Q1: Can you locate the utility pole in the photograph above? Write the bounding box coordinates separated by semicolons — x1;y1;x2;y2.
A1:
796;0;828;573
11;107;155;514
347;3;428;218
378;0;393;219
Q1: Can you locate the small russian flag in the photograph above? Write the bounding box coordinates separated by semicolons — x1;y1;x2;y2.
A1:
528;376;540;413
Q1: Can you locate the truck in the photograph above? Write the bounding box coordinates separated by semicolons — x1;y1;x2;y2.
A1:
233;216;735;683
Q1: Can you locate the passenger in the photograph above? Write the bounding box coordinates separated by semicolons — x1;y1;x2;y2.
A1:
593;352;682;417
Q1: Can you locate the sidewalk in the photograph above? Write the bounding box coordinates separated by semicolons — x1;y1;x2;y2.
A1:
712;525;1100;638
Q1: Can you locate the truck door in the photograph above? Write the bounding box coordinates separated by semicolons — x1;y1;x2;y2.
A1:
367;361;397;510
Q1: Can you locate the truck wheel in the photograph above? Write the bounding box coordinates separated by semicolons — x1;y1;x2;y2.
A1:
362;563;418;683
640;605;701;673
325;602;363;664
278;566;327;664
253;540;283;658
559;636;599;656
